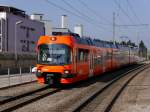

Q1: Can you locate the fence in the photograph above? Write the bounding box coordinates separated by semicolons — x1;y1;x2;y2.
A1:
0;66;37;88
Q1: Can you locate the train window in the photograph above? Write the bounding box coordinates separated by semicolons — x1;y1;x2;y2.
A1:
0;20;1;34
99;41;104;47
78;49;89;62
0;36;1;51
78;49;84;61
84;50;89;61
106;42;111;48
113;44;117;49
94;54;97;66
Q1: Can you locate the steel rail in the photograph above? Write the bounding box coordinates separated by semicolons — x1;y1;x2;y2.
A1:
72;63;149;112
0;86;60;112
0;80;36;90
104;64;150;112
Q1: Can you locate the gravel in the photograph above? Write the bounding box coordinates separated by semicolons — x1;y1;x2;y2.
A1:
0;82;46;101
13;79;107;112
111;67;150;112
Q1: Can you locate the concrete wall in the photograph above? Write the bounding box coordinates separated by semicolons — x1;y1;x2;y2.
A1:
0;53;36;74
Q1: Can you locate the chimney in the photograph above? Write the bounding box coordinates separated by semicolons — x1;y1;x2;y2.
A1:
74;24;83;37
61;15;68;28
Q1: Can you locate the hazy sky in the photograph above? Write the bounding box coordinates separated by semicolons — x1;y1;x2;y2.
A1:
0;0;150;49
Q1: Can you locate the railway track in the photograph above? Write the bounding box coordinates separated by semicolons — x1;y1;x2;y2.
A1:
0;63;147;112
0;86;60;112
104;64;150;112
0;80;36;90
71;63;150;112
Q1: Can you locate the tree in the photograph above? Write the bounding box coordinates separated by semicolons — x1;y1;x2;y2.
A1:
139;40;147;58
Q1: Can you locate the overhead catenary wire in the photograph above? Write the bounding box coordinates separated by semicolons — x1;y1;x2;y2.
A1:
115;0;127;25
116;24;149;27
44;0;84;21
114;0;129;42
113;0;135;24
126;0;142;24
78;0;113;25
113;0;141;42
44;0;112;33
61;0;111;31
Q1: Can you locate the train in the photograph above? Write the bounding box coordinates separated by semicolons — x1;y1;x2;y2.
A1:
35;32;140;85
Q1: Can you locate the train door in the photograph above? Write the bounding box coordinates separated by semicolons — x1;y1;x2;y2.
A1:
99;49;104;72
89;49;93;77
0;19;3;52
73;48;77;73
102;49;106;72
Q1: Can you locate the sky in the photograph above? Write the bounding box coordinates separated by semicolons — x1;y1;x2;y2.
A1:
0;0;150;49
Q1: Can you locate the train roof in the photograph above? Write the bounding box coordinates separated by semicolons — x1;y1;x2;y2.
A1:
52;31;138;50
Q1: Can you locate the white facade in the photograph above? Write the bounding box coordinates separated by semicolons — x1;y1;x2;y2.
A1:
30;14;43;21
43;20;52;35
30;14;52;36
74;24;83;37
0;12;44;54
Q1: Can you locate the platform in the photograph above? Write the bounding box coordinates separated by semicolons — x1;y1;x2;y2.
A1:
0;73;37;88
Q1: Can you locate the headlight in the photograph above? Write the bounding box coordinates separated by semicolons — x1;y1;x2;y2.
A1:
64;70;70;74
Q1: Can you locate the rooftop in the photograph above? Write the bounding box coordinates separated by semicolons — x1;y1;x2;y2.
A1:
0;5;27;18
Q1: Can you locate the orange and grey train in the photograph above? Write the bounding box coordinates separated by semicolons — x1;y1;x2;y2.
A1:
36;32;139;85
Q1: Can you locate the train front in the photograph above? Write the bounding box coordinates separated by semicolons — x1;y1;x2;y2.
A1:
36;35;74;85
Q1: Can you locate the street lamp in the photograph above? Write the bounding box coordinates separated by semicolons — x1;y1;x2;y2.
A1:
15;20;23;60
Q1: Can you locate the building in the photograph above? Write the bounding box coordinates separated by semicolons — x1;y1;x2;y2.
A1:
30;13;52;36
0;6;45;54
0;6;45;73
74;24;83;37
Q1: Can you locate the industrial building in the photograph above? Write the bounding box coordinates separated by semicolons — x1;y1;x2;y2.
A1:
0;6;45;54
0;6;45;73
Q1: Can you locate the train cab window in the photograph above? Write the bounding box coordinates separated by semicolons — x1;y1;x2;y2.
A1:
38;44;72;65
